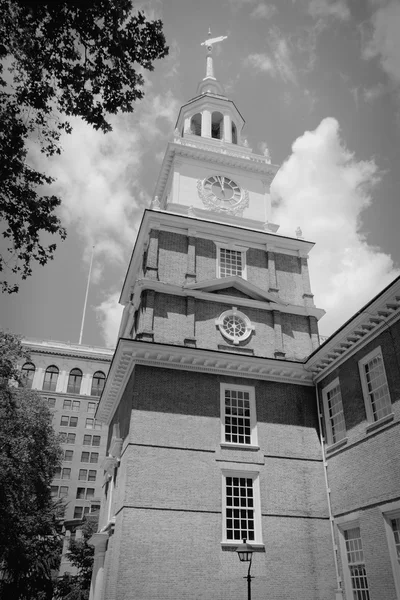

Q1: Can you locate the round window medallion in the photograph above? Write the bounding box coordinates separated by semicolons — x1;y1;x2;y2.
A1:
215;308;254;345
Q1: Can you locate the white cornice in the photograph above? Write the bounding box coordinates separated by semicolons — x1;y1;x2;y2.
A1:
154;140;279;203
131;279;325;321
96;340;313;425
22;338;114;361
120;210;315;305
307;276;400;381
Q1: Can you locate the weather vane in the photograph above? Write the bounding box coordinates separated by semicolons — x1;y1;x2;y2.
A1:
200;28;228;79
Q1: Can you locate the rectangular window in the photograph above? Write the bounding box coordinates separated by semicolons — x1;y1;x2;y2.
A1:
81;452;90;462
88;470;97;482
322;378;346;445
54;467;61;479
343;527;370;600
67;433;76;444
60;416;69;426
44;397;56;408
70;416;78;427
61;468;71;479
85;418;94;429
359;347;391;423
63;399;72;409
83;435;92;445
91;504;100;513
222;472;262;545
92;435;101;447
59;432;67;443
88;402;97;414
86;488;95;499
73;506;84;519
219;248;246;278
64;450;73;462
220;384;257;446
381;504;400;598
78;469;87;481
94;420;102;430
391;517;400;564
59;486;69;498
90;452;99;464
51;486;58;498
76;487;85;499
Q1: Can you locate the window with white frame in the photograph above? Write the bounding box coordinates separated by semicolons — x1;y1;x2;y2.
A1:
220;384;257;446
216;308;254;345
216;244;247;279
222;471;262;544
359;347;392;423
340;525;370;600
381;503;400;598
322;378;346;445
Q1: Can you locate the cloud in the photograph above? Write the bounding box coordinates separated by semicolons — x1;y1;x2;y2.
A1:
250;3;278;19
363;2;400;85
244;53;275;73
271;117;399;335
308;0;350;20
94;292;124;348
244;28;297;83
362;82;386;102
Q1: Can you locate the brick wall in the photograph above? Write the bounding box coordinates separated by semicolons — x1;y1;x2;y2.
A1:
101;366;337;600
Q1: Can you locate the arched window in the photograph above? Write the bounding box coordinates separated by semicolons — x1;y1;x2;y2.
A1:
67;368;83;395
232;122;237;144
190;113;201;136
91;371;106;397
21;362;35;388
43;365;59;392
211;112;224;139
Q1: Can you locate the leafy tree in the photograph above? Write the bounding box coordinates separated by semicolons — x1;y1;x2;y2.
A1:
55;516;98;600
0;331;64;599
0;0;168;292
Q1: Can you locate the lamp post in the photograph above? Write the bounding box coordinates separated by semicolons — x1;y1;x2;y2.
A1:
236;539;254;600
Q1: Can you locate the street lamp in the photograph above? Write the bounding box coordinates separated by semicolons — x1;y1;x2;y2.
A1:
236;539;254;600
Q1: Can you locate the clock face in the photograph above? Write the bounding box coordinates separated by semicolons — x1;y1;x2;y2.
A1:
203;175;242;207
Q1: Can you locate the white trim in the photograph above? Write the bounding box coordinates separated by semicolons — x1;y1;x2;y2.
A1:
358;346;392;424
221;469;263;545
380;501;400;599
336;520;370;600
322;378;346;446
215;242;248;280
215;308;254;345
220;383;257;447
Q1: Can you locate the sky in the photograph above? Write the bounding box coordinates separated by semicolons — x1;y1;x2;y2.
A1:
2;0;400;348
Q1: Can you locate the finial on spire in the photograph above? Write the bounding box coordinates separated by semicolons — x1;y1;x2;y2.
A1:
200;29;228;80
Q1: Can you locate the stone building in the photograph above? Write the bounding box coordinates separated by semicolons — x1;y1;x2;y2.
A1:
89;37;400;600
20;338;113;574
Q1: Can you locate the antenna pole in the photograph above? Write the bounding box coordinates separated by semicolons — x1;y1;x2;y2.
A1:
78;245;95;345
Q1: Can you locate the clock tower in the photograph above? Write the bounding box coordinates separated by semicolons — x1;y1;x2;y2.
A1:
92;33;336;600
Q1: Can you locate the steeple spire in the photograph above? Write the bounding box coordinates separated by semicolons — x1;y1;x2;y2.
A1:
200;28;228;82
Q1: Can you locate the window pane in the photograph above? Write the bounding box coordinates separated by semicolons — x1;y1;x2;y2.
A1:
43;366;59;392
94;420;102;430
60;416;69;426
73;506;83;519
76;487;85;499
90;453;99;464
63;399;72;409
64;450;73;461
87;402;97;414
92;436;101;447
88;470;97;482
60;486;69;498
326;384;346;444
363;354;391;421
78;469;87;481
226;477;254;542
51;486;58;498
59;432;67;443
21;362;35;388
224;389;252;445
54;467;61;479
86;418;94;429
70;417;78;427
83;435;92;445
344;528;370;600
86;488;95;499
81;452;89;462
67;433;76;444
72;400;80;411
91;371;106;397
62;468;71;479
67;368;83;395
391;518;400;565
220;248;243;278
46;397;56;408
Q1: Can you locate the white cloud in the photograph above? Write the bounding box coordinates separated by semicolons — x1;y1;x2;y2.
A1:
271;117;399;335
250;3;278;19
363;2;400;84
362;82;386;102
94;292;124;348
244;28;297;83
308;0;350;20
244;53;275;73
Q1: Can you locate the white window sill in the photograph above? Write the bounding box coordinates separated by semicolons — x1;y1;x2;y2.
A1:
220;443;260;451
366;412;394;434
326;437;348;454
221;542;265;552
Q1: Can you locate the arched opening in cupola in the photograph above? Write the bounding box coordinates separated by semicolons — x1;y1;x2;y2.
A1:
232;122;238;144
211;112;224;139
190;113;201;136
